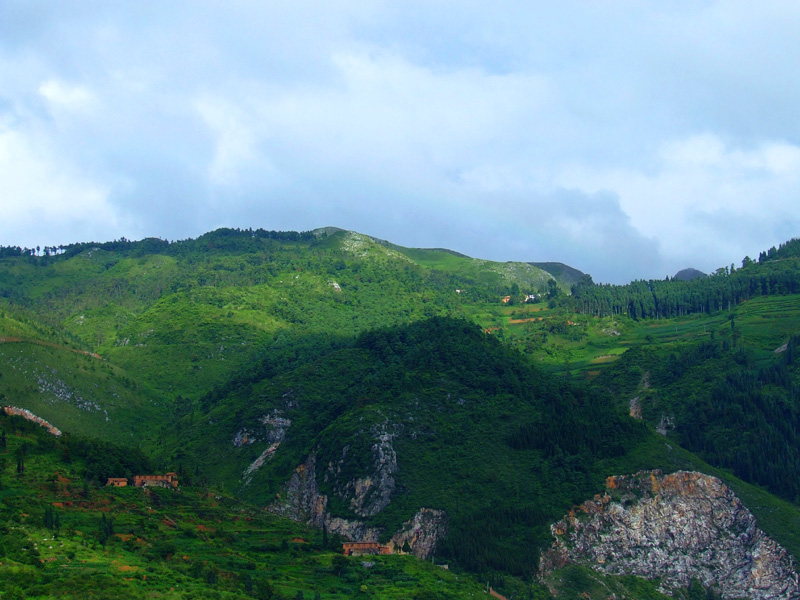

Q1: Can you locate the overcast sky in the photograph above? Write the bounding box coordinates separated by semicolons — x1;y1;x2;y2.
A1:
1;1;798;283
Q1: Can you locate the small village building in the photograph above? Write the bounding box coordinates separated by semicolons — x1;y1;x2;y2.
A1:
133;472;179;489
341;542;392;556
106;477;128;487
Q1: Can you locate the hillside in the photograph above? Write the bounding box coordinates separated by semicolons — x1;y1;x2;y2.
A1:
163;318;800;582
2;228;800;597
0;411;490;600
0;228;576;407
529;262;587;289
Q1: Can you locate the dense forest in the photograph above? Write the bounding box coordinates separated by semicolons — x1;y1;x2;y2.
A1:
571;238;800;319
598;333;800;503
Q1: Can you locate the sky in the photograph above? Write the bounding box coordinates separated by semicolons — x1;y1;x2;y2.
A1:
1;1;798;284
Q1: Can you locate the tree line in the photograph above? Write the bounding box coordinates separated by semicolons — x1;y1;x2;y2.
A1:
571;239;800;319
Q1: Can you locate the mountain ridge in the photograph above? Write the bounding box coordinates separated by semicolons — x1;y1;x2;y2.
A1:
2;227;800;598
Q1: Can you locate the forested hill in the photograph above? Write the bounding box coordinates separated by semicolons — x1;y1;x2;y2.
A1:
571;238;800;319
168;316;692;576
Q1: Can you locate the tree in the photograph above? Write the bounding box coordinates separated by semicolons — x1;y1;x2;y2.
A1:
332;554;348;576
98;513;114;546
15;443;28;476
4;585;25;600
547;279;559;299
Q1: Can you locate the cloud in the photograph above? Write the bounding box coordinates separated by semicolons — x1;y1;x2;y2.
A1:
0;2;799;283
553;134;800;278
0;123;123;247
38;79;95;111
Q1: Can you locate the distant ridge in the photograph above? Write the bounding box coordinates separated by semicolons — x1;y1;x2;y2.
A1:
529;262;586;287
673;267;707;281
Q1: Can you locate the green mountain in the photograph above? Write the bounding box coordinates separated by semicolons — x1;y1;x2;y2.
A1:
529;262;587;289
673;267;707;281
2;228;800;598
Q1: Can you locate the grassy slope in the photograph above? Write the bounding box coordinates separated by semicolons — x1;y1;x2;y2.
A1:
393;245;559;292
0;415;488;600
0;341;164;447
0;230;570;436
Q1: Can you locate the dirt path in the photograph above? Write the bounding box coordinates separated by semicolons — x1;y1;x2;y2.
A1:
508;317;544;324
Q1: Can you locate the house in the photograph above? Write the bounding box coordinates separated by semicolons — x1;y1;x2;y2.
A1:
106;477;128;487
341;542;392;556
133;472;179;489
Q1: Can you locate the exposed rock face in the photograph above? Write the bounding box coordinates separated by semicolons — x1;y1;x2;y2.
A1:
269;442;445;559
390;508;447;559
539;470;800;599
332;424;398;518
629;396;642;420
656;414;674;436
234;411;291;448
2;406;62;436
238;412;292;483
269;454;327;527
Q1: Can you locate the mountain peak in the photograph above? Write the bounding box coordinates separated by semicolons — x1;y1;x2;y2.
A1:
673;267;707;281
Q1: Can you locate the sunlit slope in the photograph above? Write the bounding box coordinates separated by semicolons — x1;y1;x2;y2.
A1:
0;228;577;403
0;412;489;600
0;339;164;445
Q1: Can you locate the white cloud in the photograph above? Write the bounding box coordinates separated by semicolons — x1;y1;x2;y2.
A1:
38;79;95;111
0;125;122;247
552;134;800;275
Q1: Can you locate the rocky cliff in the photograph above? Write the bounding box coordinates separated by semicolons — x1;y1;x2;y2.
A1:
268;428;445;559
237;411;292;484
539;470;800;599
323;423;398;518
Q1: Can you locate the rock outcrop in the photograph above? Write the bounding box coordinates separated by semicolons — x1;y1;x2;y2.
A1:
269;454;327;527
238;411;292;483
539;470;800;599
390;508;447;559
2;406;62;436
269;439;445;559
326;424;398;518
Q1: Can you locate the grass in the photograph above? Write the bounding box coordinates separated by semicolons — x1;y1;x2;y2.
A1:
0;341;164;447
1;420;489;600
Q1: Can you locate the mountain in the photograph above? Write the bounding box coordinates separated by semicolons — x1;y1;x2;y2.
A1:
2;228;800;598
529;261;587;289
673;267;707;281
